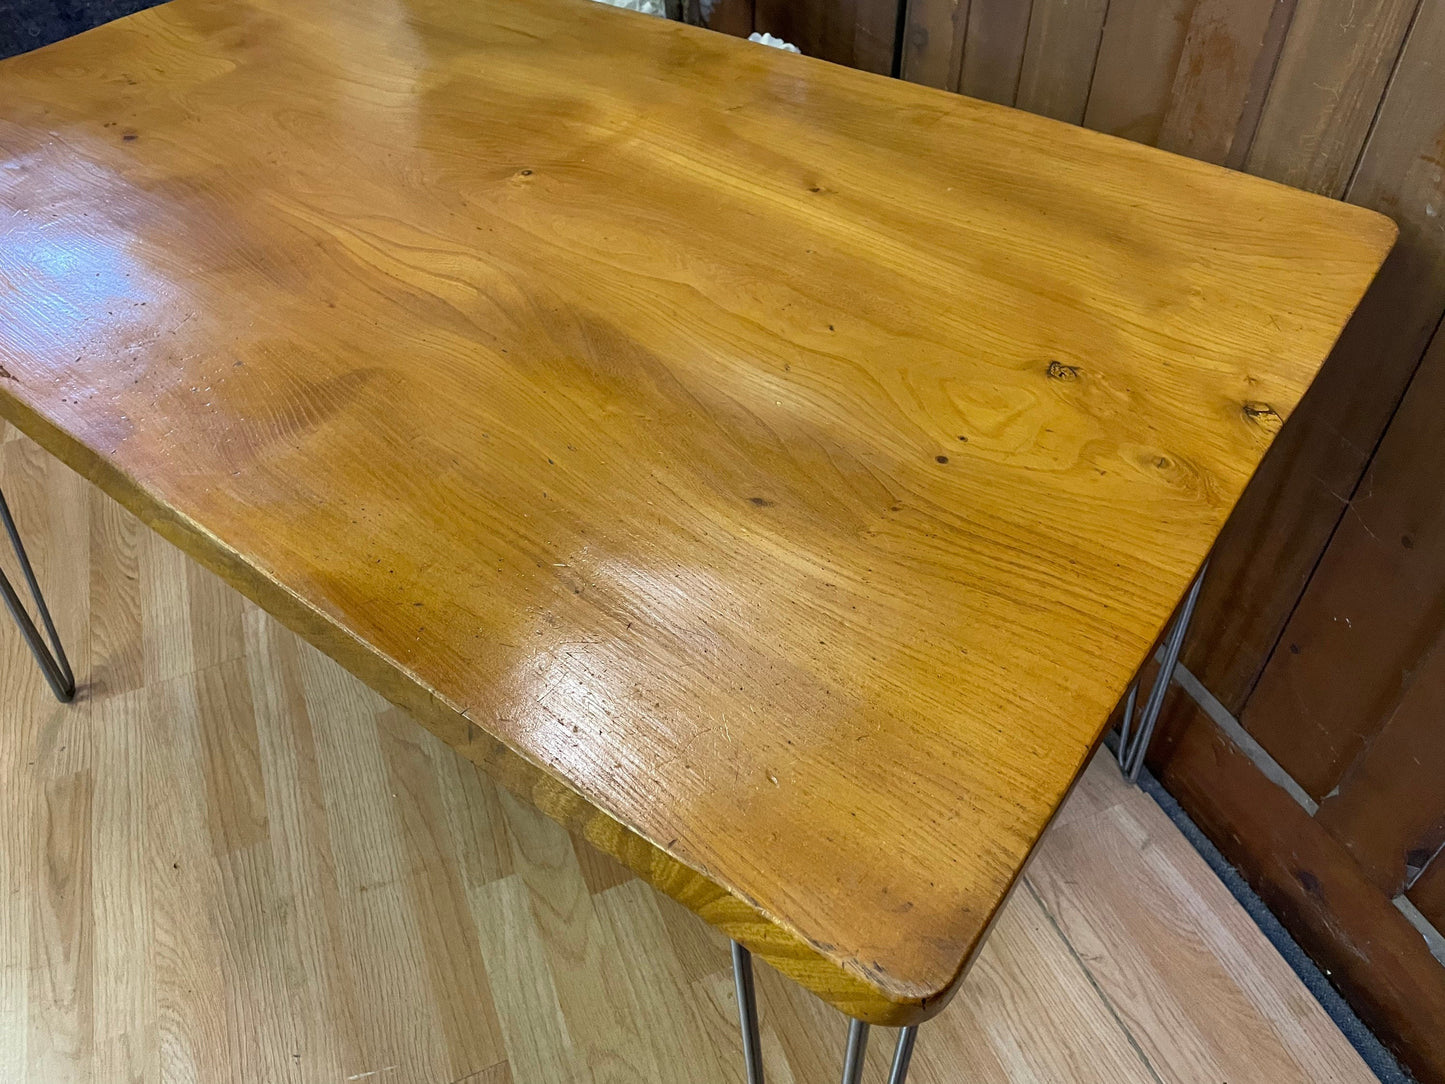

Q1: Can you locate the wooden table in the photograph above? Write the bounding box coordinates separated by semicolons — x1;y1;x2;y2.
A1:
0;0;1391;1077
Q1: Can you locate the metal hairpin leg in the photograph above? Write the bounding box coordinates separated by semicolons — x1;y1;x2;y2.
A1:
731;941;766;1084
729;942;921;1084
1117;563;1207;781
841;1018;870;1084
888;1026;918;1084
0;487;75;703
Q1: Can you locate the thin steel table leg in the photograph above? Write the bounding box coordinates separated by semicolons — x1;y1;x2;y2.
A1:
731;941;766;1084
0;487;75;703
1117;562;1207;781
728;941;922;1083
840;1018;870;1084
888;1025;918;1084
1117;682;1138;769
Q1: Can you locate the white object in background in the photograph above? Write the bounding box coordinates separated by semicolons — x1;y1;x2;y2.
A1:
748;31;801;53
590;0;666;16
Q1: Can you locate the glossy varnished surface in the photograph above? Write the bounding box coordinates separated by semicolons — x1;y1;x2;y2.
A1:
0;421;1379;1082
0;0;1393;1020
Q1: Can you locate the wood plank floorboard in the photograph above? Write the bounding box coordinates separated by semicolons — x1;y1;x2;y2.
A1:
0;423;1378;1083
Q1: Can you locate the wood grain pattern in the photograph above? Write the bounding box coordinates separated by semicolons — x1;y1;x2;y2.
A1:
753;0;898;72
1244;0;1417;197
1314;630;1445;897
1240;323;1445;801
899;0;968;90
1222;0;1445;726
1155;0;1289;165
1151;689;1445;1084
0;0;1392;1024
958;0;1034;103
1014;0;1109;124
1182;0;1445;715
1081;0;1197;145
0;440;1381;1081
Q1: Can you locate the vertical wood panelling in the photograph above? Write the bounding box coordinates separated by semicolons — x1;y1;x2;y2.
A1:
753;0;899;73
1014;0;1109;124
1220;0;1299;171
753;0;823;58
852;0;902;74
1238;322;1445;801
1154;0;1291;164
1235;0;1445;743
1313;629;1445;896
958;0;1034;104
1181;0;1444;716
900;0;968;89
1245;0;1417;196
755;0;1444;1073
820;0;864;68
705;0;755;37
1328;1;1445;320
1082;0;1195;144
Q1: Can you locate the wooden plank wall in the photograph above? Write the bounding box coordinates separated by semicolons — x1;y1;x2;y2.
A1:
1152;689;1445;1084
714;0;1444;718
749;0;901;73
899;0;1443;711
891;2;1445;1080
1164;275;1445;1084
706;2;1445;1080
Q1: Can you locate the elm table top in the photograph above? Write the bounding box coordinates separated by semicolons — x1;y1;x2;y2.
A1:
0;0;1393;1023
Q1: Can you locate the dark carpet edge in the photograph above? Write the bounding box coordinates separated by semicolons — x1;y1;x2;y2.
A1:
1103;730;1416;1084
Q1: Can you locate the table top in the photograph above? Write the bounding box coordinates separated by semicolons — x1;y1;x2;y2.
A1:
0;0;1392;1023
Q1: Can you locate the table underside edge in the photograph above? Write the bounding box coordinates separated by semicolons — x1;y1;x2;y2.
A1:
0;387;1011;1025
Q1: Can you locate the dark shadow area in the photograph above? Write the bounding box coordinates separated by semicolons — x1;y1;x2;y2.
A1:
1;0;166;60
